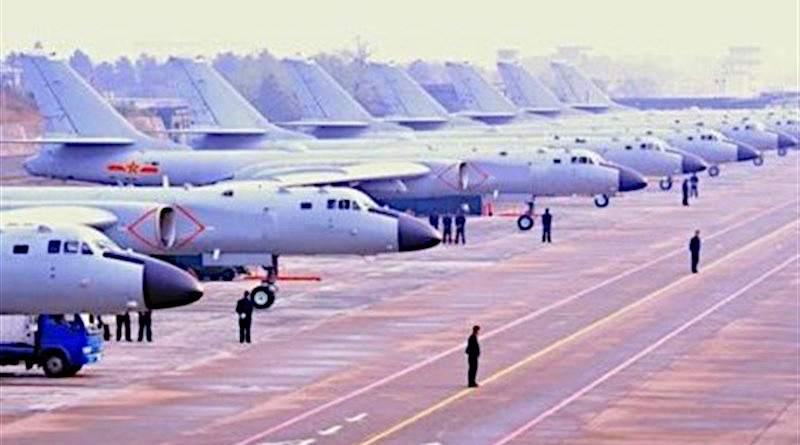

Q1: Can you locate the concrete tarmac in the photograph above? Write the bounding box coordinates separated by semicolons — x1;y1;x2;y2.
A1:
0;153;797;445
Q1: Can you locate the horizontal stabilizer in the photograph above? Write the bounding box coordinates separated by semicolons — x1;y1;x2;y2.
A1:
0;137;136;146
280;120;371;129
0;206;119;229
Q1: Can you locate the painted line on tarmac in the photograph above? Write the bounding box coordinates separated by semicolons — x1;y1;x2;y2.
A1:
352;220;798;445
230;200;796;445
490;254;799;445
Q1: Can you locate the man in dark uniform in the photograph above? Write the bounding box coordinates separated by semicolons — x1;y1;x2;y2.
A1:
442;214;453;244
465;325;481;388
137;310;152;342
689;230;701;273
682;179;690;206
541;208;552;243
690;175;699;198
236;291;254;344
115;312;131;341
454;212;466;244
428;213;439;230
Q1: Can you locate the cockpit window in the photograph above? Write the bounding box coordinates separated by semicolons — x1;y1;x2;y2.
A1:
338;199;350;210
352;201;362;211
48;240;61;254
327;199;336;210
81;242;94;255
64;240;80;254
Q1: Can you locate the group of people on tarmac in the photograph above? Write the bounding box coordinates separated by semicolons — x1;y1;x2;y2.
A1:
682;175;700;206
429;212;467;245
91;311;153;342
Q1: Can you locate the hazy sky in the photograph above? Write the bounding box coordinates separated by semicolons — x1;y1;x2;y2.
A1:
1;0;798;69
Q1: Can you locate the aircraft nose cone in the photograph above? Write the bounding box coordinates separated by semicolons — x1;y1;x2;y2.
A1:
736;143;760;161
398;214;442;252
617;165;647;192
141;257;204;309
777;133;798;149
681;152;708;173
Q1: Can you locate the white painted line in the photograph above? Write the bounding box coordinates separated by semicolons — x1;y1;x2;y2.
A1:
257;439;316;445
229;200;794;445
490;254;799;445
317;425;342;436
346;412;369;423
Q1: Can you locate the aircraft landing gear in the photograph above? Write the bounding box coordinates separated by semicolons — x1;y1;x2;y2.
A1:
251;255;279;309
659;177;673;190
708;165;720;177
594;194;610;208
778;147;788;156
518;199;535;231
753;155;764;166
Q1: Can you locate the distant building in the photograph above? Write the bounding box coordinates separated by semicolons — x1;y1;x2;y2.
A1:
0;63;22;89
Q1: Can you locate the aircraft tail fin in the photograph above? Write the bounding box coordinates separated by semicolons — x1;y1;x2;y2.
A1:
20;54;155;142
549;61;615;111
280;59;374;124
167;57;307;141
443;62;518;119
359;63;450;122
497;62;565;113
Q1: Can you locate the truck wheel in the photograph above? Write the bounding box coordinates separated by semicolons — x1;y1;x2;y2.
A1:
251;285;276;309
221;268;236;282
659;177;673;190
41;350;70;378
517;215;534;231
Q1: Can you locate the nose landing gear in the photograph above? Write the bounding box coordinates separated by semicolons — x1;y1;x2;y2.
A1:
659;177;673;190
251;255;279;309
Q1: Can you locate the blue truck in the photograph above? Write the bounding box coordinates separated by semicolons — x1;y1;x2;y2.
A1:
0;314;103;377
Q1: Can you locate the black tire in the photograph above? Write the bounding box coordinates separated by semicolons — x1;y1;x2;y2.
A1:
708;165;720;177
41;350;70;378
753;155;764;166
778;147;788;156
594;194;610;208
659;177;673;191
251;285;276;309
517;215;534;231
221;268;236;282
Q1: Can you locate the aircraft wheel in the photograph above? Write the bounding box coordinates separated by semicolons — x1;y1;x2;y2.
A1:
659;177;673;190
221;268;236;282
753;155;764;166
708;166;720;177
251;284;277;309
517;215;534;231
778;147;788;156
594;194;610;208
41;350;69;378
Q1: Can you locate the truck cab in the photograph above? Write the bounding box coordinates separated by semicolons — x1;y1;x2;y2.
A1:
0;314;103;377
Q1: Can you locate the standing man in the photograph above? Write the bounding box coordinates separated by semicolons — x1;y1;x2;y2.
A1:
455;212;466;245
115;312;131;342
442;214;453;244
428;213;439;230
690;175;699;198
236;291;254;344
465;325;481;388
541;208;553;243
689;230;701;273
137;310;152;342
682;179;690;206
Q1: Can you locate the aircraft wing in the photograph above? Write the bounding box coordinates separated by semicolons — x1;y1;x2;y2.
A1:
0;206;119;229
234;161;431;186
153;127;269;136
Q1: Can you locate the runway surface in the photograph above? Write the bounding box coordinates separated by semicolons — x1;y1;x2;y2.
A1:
0;153;798;445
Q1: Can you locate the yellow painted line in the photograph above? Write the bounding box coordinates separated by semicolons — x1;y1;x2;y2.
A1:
353;219;799;445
